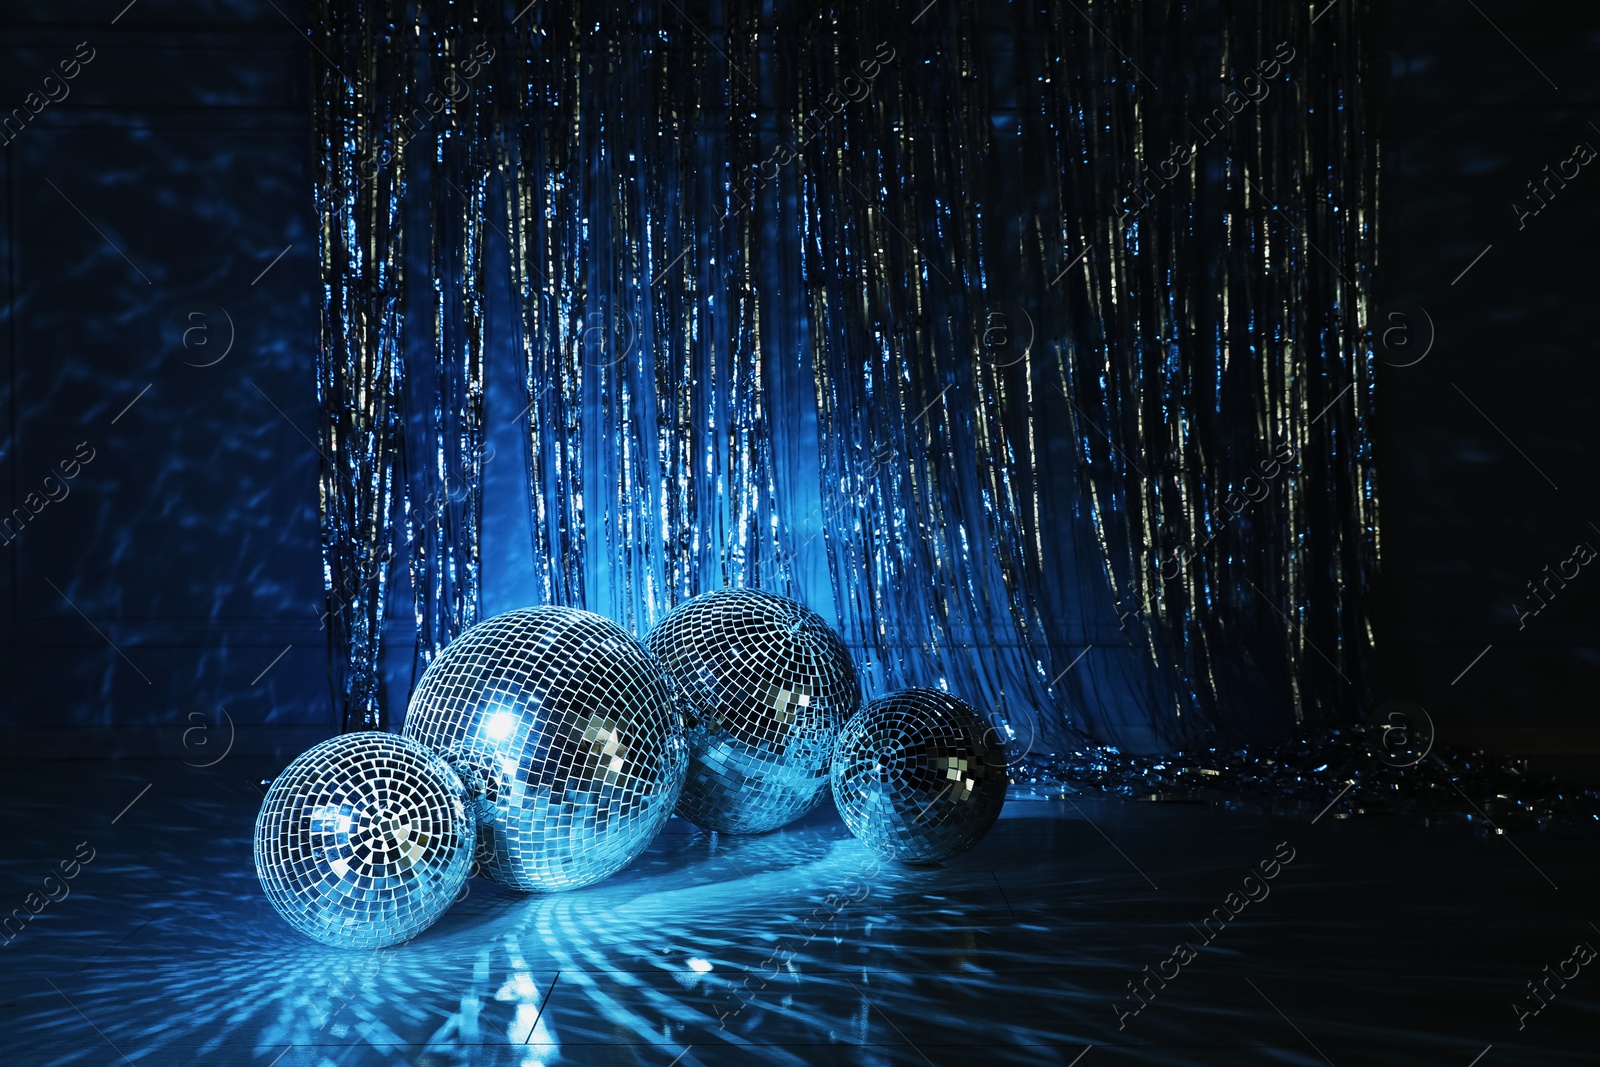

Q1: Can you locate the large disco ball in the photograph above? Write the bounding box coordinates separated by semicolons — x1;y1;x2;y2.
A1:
403;606;687;892
831;688;1008;864
646;588;860;834
254;731;475;948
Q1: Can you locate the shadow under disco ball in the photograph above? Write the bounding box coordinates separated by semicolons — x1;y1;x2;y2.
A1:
646;588;861;834
831;688;1008;864
253;731;475;949
402;606;688;892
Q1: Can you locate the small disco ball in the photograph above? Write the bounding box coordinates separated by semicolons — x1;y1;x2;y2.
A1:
646;588;860;834
402;606;687;892
254;731;475;948
831;688;1008;864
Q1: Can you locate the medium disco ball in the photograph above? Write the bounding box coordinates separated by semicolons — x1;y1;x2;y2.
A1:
403;606;687;892
646;588;860;834
831;688;1008;864
254;731;475;948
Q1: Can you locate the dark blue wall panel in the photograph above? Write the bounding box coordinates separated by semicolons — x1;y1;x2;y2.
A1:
1375;4;1600;771
0;5;339;757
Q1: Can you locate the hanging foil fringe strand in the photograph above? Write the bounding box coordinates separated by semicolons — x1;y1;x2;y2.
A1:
505;0;786;638
800;0;1091;751
1032;0;1379;744
311;0;1377;755
408;0;493;666
311;0;411;732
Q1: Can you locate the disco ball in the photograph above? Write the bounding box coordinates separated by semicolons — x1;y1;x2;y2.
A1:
403;606;688;892
254;731;475;948
831;688;1008;864
646;588;860;834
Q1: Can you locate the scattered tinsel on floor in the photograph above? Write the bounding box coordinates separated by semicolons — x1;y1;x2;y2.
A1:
1019;725;1600;834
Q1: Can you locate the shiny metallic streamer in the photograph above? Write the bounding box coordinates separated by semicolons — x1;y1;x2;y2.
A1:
799;0;1376;751
311;0;411;731
505;1;786;635
1031;1;1379;744
408;0;493;664
798;2;1073;749
314;0;1377;753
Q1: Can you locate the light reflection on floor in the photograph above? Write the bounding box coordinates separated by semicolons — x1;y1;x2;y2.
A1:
2;759;1598;1065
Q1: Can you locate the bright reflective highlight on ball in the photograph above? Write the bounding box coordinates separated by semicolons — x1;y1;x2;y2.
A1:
403;606;687;891
647;588;860;834
253;731;475;948
831;687;1007;864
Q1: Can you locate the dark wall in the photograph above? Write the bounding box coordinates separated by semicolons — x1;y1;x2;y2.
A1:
1375;3;1600;774
0;2;340;758
1;1;1594;766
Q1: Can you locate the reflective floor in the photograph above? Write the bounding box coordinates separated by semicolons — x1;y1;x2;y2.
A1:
2;757;1598;1065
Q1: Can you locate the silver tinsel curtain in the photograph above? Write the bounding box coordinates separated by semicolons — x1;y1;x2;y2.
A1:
311;0;1376;753
312;0;410;732
407;0;492;663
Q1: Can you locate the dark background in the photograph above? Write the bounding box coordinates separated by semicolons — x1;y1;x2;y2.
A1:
1373;3;1599;780
0;1;1594;771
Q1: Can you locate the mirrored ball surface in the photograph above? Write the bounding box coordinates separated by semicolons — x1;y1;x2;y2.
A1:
831;688;1008;864
646;588;860;834
254;731;475;948
403;606;687;891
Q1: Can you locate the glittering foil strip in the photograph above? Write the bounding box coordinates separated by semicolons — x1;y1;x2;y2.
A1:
799;1;1099;751
408;0;492;665
796;0;1376;752
314;0;1379;756
1034;0;1380;744
311;0;411;731
805;5;1001;719
505;1;788;636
